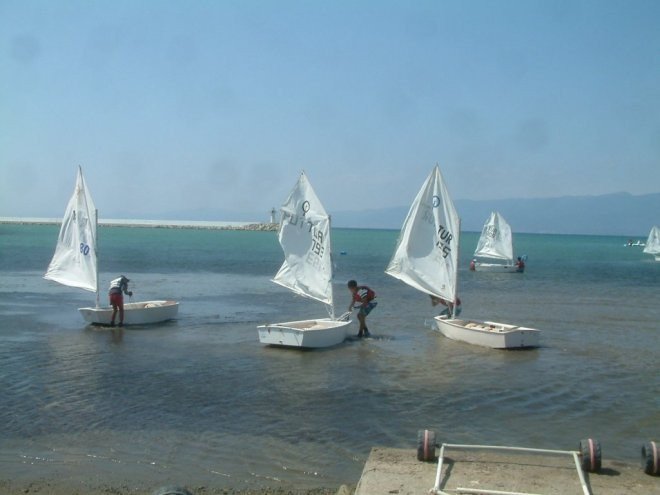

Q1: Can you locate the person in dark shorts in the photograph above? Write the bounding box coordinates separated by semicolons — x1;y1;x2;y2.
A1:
108;275;133;327
347;280;377;338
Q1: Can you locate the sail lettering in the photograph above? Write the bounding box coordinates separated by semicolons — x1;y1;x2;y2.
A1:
435;225;453;258
284;210;327;260
79;243;90;256
421;205;434;225
306;250;325;271
282;211;299;226
311;228;325;257
282;211;314;233
485;226;498;238
307;228;326;271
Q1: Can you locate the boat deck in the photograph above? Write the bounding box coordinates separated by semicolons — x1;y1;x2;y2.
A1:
464;322;506;332
275;320;326;330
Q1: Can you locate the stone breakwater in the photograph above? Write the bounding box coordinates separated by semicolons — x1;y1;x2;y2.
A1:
212;223;279;232
0;218;279;231
98;221;280;231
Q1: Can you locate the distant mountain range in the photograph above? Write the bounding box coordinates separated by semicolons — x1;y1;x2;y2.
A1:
333;192;660;236
136;192;659;236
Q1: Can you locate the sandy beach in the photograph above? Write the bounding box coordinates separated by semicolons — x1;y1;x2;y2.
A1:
3;447;658;495
0;480;350;495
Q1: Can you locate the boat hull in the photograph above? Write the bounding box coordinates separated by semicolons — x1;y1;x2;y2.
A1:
434;316;540;349
257;318;352;348
79;300;179;325
473;262;521;273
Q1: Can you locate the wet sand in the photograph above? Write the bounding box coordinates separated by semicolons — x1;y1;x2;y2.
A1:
0;480;350;495
3;447;658;495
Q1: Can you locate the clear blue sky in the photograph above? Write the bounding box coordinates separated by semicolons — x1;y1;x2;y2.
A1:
2;0;659;220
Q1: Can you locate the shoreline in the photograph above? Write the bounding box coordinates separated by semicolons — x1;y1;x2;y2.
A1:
0;480;350;495
2;448;657;495
0;217;279;231
0;481;349;495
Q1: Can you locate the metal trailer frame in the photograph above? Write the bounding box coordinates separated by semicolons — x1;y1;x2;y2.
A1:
431;443;592;495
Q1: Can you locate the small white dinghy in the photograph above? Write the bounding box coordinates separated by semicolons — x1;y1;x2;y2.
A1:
435;317;540;349
78;300;179;326
643;225;660;261
44;167;179;325
258;171;351;348
386;165;540;349
471;211;523;272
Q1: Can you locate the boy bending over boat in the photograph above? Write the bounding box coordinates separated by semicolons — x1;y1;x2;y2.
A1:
431;295;462;317
109;275;133;327
347;280;377;338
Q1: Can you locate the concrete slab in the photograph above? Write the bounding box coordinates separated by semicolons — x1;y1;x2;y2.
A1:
354;447;658;495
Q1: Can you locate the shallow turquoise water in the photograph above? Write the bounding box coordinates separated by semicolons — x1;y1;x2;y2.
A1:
0;224;658;490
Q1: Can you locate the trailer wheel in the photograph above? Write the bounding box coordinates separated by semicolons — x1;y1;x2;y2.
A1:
579;438;602;473
417;429;437;462
151;487;193;495
641;441;659;476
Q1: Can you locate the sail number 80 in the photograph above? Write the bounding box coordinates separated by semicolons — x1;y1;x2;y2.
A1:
80;243;90;256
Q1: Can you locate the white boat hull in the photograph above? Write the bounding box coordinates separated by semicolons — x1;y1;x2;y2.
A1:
473;262;521;273
79;300;179;325
434;316;540;349
257;318;352;348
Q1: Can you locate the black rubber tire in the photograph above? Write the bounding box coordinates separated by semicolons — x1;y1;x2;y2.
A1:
416;429;437;462
641;441;659;476
579;438;602;473
151;486;193;495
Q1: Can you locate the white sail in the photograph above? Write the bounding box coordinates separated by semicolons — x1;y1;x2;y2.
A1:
44;167;98;293
385;165;460;303
643;226;660;255
473;211;513;262
272;172;334;307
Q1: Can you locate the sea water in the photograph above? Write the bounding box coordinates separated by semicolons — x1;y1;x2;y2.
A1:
0;223;658;490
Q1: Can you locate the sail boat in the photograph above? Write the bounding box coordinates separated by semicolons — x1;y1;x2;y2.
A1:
257;171;351;348
471;211;522;272
643;226;660;261
386;165;540;349
44;167;179;325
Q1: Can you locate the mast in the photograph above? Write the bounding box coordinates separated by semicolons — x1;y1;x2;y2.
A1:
451;217;461;318
95;208;99;308
328;214;336;320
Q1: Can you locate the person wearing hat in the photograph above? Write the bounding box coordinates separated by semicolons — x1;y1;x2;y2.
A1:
108;275;133;327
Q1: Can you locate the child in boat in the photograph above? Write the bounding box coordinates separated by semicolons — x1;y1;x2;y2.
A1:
108;275;133;327
431;295;462;317
347;280;377;338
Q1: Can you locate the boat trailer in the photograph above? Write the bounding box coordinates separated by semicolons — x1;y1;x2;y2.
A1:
417;429;602;495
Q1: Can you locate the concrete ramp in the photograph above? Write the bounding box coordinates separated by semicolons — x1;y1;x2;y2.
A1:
354;447;657;495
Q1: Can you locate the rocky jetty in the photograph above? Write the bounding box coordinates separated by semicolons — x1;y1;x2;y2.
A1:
0;218;279;231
